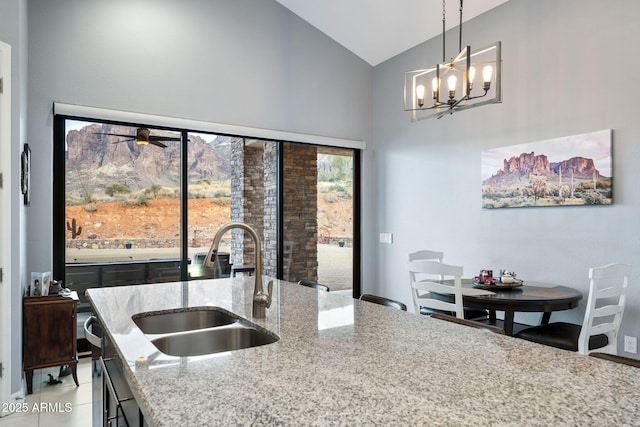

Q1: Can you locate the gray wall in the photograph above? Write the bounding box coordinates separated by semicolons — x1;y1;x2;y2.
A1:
0;0;28;395
372;0;640;353
26;0;372;274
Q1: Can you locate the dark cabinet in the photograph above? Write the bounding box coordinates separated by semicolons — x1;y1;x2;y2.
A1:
23;294;79;394
102;333;146;427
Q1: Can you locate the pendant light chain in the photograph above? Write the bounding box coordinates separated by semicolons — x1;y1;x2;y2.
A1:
459;0;464;53
442;0;446;62
442;0;465;60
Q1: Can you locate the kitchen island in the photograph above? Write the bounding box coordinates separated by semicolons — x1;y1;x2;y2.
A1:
87;277;640;426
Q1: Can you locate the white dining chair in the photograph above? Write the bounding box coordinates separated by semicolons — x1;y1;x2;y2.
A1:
408;250;488;320
408;260;464;318
516;263;631;355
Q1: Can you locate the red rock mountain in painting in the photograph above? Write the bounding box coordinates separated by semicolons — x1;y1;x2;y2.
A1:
484;152;603;185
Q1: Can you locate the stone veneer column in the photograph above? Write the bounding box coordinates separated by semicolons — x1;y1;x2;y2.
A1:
230;139;264;267
263;142;278;278
283;143;318;282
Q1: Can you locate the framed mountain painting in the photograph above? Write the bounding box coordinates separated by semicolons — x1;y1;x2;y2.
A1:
481;130;612;208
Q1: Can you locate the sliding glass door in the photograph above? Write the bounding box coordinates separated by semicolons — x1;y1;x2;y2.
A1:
282;143;356;295
54;116;360;312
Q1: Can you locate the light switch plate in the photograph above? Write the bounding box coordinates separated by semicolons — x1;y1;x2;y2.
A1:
379;233;393;244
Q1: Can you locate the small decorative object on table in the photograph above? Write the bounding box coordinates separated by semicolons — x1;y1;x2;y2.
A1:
500;270;517;284
474;269;495;284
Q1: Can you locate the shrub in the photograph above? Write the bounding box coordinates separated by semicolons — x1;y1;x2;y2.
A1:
79;181;94;204
212;196;230;206
144;184;162;198
325;195;337;203
106;183;132;197
580;190;606;205
85;204;97;212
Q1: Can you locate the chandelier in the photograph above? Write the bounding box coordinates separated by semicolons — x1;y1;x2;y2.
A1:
404;0;502;121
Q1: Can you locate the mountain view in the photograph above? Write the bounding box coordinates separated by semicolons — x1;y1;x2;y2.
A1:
482;151;612;208
65;124;233;200
64;123;353;247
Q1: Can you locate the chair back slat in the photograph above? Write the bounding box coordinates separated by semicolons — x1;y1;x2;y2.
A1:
412;280;461;296
590;322;619;336
408;250;444;262
592;304;624;318
595;285;624;299
408;260;462;276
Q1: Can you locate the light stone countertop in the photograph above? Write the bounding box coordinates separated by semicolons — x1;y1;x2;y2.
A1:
87;277;640;426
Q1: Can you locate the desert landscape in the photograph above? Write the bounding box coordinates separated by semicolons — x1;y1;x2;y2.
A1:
65;189;352;246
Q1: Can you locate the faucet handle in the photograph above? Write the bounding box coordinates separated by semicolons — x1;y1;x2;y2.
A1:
254;280;274;309
265;280;274;308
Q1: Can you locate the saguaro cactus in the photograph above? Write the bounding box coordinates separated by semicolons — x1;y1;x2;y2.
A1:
66;218;82;239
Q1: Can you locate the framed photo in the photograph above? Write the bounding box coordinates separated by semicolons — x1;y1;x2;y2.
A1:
482;130;612;208
21;143;30;206
29;272;51;297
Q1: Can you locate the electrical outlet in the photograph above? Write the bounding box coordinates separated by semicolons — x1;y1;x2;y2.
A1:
624;336;637;354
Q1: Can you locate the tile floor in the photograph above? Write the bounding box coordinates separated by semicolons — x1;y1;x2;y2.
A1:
0;357;98;427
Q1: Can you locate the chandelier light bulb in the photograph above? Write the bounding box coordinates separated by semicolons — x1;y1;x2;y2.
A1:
482;65;493;83
469;67;476;84
468;66;476;90
447;75;457;92
482;65;493;91
432;77;439;92
416;85;425;107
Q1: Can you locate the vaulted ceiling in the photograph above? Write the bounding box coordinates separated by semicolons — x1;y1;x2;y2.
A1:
275;0;510;66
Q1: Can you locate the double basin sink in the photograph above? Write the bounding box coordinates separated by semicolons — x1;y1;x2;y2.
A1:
132;307;279;357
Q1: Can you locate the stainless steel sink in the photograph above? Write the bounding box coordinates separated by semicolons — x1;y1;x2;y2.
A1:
150;325;279;357
133;306;279;357
132;307;239;334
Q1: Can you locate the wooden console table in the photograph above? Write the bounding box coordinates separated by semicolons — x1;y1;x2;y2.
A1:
23;292;79;394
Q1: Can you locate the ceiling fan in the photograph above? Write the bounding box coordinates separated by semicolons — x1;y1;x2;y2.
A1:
95;127;181;148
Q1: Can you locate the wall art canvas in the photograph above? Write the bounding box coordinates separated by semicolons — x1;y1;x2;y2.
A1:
482;129;612;208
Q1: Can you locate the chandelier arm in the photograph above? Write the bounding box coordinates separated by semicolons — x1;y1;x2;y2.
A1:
447;88;490;111
464;90;490;102
416;100;449;111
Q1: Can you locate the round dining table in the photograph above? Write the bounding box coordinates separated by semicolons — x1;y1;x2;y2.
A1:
461;281;583;335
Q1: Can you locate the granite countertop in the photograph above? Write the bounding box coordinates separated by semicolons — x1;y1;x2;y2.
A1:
87;277;640;426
